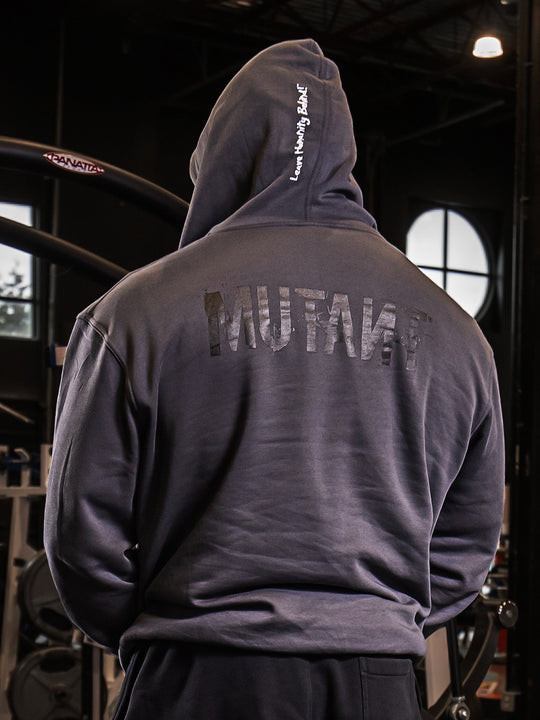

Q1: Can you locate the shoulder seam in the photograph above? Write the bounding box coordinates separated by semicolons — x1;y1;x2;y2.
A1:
78;314;140;414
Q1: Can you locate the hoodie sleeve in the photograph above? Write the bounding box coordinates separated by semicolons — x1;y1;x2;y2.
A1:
44;316;140;654
425;359;505;635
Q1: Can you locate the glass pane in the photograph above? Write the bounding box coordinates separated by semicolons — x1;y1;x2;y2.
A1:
447;211;488;273
0;202;32;226
0;202;35;339
406;209;444;268
419;267;444;288
0;300;33;338
0;243;33;300
446;272;489;318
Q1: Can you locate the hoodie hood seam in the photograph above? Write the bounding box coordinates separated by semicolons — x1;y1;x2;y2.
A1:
194;219;383;240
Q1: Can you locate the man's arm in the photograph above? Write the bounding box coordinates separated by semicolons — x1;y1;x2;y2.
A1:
426;361;505;635
44;317;140;653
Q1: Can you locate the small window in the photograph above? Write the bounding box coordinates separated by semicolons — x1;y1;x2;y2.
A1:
406;208;490;318
0;202;37;339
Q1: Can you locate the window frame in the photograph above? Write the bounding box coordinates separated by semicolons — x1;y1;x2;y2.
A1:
0;201;40;340
406;203;494;321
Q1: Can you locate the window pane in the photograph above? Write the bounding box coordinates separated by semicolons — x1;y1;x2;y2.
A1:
0;202;35;339
0;245;33;300
0;202;32;226
0;300;33;338
419;267;444;289
446;273;489;318
447;211;488;273
406;209;444;267
406;207;491;319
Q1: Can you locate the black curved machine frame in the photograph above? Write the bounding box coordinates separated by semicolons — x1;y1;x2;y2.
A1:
0;136;189;281
424;597;518;720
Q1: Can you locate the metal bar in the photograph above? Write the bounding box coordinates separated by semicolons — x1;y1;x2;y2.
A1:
414;266;494;279
271;0;317;32
92;646;103;720
327;0;345;32
508;0;540;715
446;619;464;699
46;11;65;446
369;0;486;45
339;0;429;36
0;402;35;425
0;217;127;284
0;137;189;228
428;600;499;718
387;99;505;146
344;0;447;60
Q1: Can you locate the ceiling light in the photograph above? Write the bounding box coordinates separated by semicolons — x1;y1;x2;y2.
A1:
473;36;504;58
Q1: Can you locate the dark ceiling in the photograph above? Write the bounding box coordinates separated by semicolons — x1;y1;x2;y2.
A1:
1;0;519;174
158;0;518;78
87;0;518;149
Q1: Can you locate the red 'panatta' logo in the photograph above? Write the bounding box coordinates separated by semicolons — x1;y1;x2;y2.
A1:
43;152;105;175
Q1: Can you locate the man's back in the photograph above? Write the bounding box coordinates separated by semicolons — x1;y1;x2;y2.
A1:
46;218;502;659
44;38;504;719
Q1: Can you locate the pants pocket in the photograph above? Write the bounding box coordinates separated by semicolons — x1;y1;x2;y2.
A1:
360;658;422;720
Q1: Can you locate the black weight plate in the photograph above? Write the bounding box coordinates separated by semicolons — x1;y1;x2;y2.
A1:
8;647;81;720
18;550;73;643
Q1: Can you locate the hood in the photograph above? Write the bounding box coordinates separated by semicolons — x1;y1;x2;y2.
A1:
180;38;376;248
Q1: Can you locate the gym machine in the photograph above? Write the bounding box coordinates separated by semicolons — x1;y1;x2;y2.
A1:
0;137;516;719
0;448;119;720
0;136;188;720
421;597;518;719
0;136;188;286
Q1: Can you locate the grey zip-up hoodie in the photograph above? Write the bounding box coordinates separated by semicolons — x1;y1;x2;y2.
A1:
44;39;504;664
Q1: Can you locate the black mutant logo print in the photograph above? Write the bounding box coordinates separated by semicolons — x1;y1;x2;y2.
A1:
204;286;431;371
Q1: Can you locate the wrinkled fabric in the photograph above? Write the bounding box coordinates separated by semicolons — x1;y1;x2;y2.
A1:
44;39;504;665
113;645;422;720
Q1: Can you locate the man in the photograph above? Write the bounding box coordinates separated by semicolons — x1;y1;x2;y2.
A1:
44;39;504;719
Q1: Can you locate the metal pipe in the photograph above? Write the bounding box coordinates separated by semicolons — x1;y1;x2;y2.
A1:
446;619;464;699
0;403;35;426
45;12;65;444
506;0;533;712
0;217;127;284
387;100;505;146
0;136;189;228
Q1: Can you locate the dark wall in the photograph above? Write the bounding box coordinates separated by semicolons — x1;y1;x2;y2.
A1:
0;3;203;443
0;3;515;451
373;124;515;426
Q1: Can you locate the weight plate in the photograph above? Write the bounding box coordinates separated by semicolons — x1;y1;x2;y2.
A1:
18;550;73;643
8;647;81;720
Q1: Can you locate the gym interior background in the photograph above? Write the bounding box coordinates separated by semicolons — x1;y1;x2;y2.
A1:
0;0;539;718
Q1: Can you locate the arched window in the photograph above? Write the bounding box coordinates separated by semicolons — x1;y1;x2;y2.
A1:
406;207;491;318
